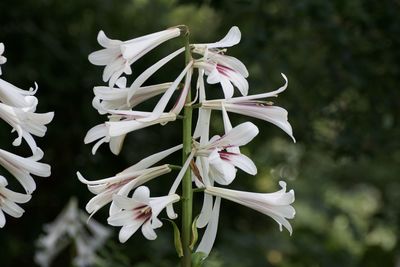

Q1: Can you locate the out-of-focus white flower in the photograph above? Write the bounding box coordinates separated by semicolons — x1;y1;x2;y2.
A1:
35;198;111;267
77;144;182;217
108;186;180;243
0;102;54;152
0;176;31;228
0;43;6;75
193;26;248;98
0;148;51;194
195;121;259;185
202;73;295;142
88;28;182;86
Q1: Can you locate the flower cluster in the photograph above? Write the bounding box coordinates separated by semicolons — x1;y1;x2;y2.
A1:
0;43;53;228
79;26;295;258
35;198;111;267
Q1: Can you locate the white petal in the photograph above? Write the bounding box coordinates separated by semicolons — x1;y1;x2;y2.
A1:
141;220;157;240
224;153;257;175
203;26;241;49
118;221;144;243
196;196;221;255
197;194;213;228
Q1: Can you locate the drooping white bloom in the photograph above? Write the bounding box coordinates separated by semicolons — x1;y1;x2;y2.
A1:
202;73;295;142
35;198;111;267
196;182;295;256
0;43;6;75
92;79;173;115
193;26;249;98
0;176;31;228
88;28;182;86
84;111;177;154
77;144;182;217
0;148;51;194
195;121;259;185
206;181;295;234
108;186;180;243
0;102;54;152
0;79;38;111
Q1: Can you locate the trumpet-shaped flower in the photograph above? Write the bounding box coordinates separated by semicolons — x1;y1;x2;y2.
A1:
206;181;295;234
0;43;6;75
0;176;31;227
88;28;182;86
84;111;177;154
77;144;182;217
202;73;295;142
0;102;54;152
92;79;173;115
195;121;258;185
0;148;51;194
108;186;180;242
193;26;248;98
0;79;38;111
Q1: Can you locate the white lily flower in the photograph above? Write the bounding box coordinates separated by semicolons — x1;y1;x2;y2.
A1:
0;79;38;111
0;176;31;228
193;26;248;98
206;181;295;234
92;80;173;115
0;148;51;194
84;111;176;154
202;73;295;142
77;144;182;217
0;102;54;152
88;27;182;86
195;121;258;185
0;43;6;75
108;186;180;243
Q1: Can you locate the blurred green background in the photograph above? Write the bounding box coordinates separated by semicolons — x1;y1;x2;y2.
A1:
0;0;399;266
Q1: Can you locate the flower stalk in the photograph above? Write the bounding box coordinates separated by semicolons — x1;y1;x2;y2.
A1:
181;29;193;267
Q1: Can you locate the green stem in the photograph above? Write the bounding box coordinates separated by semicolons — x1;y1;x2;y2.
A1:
181;29;193;267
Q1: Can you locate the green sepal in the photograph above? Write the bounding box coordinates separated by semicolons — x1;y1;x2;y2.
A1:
189;215;200;250
164;219;183;258
192;251;207;267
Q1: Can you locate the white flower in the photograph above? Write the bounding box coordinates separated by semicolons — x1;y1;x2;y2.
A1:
88;28;182;86
107;186;180;243
92;79;173;115
193;26;248;98
202;73;295;142
0;176;31;228
195;121;259;185
0;148;51;194
0;79;38;111
77;144;182;217
84;111;177;154
35;198;111;267
0;102;54;152
0;43;7;75
196;181;295;256
206;181;295;234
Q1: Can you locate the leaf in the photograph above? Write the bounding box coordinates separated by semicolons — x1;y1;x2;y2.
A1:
192;251;207;267
189;215;200;250
165;219;183;257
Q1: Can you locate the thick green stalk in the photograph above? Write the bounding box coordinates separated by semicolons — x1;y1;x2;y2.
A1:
181;30;193;267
